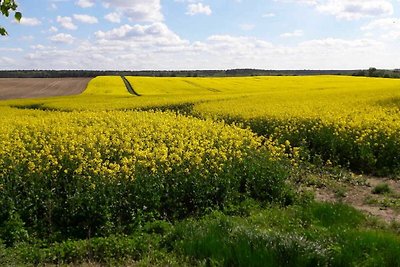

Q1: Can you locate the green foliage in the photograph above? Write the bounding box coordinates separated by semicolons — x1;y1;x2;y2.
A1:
372;183;392;195
239;150;294;204
0;0;21;36
0;212;29;246
174;214;327;266
16;234;160;265
0;149;291;242
2;202;400;266
243;117;400;176
173;203;400;267
331;231;400;267
304;202;364;228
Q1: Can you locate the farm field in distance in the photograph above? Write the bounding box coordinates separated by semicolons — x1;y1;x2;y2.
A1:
0;78;91;100
1;75;400;266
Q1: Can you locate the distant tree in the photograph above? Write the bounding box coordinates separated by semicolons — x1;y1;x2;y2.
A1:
0;0;21;36
368;67;377;77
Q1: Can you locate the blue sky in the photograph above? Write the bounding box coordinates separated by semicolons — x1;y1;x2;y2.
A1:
0;0;400;70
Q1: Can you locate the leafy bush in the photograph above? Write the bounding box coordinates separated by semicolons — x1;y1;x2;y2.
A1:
372;183;391;195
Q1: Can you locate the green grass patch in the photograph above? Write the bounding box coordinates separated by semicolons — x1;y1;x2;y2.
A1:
372;183;392;195
2;201;400;266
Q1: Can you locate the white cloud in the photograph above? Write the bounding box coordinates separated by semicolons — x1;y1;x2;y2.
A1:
317;0;393;20
95;23;188;47
262;13;276;18
186;3;212;16
75;0;95;8
102;0;163;22
0;47;23;52
30;45;47;50
362;17;400;40
299;38;383;49
9;32;397;70
3;0;400;70
57;16;77;30
19;17;41;26
20;35;34;41
104;12;121;23
239;24;255;31
362;18;400;31
276;0;393;20
73;14;98;24
280;30;304;38
49;26;58;33
49;33;75;44
0;57;15;64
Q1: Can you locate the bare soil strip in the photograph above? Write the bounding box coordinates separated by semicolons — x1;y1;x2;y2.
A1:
315;177;400;223
0;78;92;100
121;76;140;96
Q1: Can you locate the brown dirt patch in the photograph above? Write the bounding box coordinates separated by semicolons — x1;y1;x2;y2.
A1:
314;177;400;223
0;78;92;100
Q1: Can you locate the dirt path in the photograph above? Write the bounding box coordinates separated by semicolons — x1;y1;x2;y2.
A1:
314;177;400;223
121;76;140;96
0;78;92;100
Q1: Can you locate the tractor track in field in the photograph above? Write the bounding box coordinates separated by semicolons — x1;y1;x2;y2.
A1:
121;76;141;96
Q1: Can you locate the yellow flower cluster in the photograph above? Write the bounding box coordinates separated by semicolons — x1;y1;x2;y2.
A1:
0;108;265;180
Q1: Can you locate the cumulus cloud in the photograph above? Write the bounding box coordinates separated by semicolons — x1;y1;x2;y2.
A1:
75;0;95;8
362;18;400;31
317;0;393;20
0;47;23;52
19;17;41;26
73;14;99;24
104;12;121;23
361;17;400;40
280;30;304;38
186;3;212;16
57;16;77;30
4;0;399;70
9;31;398;70
0;57;15;64
262;13;276;18
298;38;383;49
49;33;75;44
102;0;163;22
20;35;34;41
239;24;255;31
49;26;58;33
95;23;188;47
276;0;393;20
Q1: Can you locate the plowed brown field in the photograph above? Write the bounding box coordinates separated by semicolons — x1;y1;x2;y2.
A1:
0;78;91;100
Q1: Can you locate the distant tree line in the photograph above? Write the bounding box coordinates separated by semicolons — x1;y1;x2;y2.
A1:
0;68;398;78
352;67;400;79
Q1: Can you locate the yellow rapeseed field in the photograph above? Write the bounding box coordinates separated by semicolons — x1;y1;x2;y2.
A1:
0;108;269;181
1;74;399;248
1;75;399;174
83;76;130;96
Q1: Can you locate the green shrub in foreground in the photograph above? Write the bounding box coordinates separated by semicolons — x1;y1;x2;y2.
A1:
0;149;291;244
2;202;400;266
173;202;400;267
372;183;391;194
